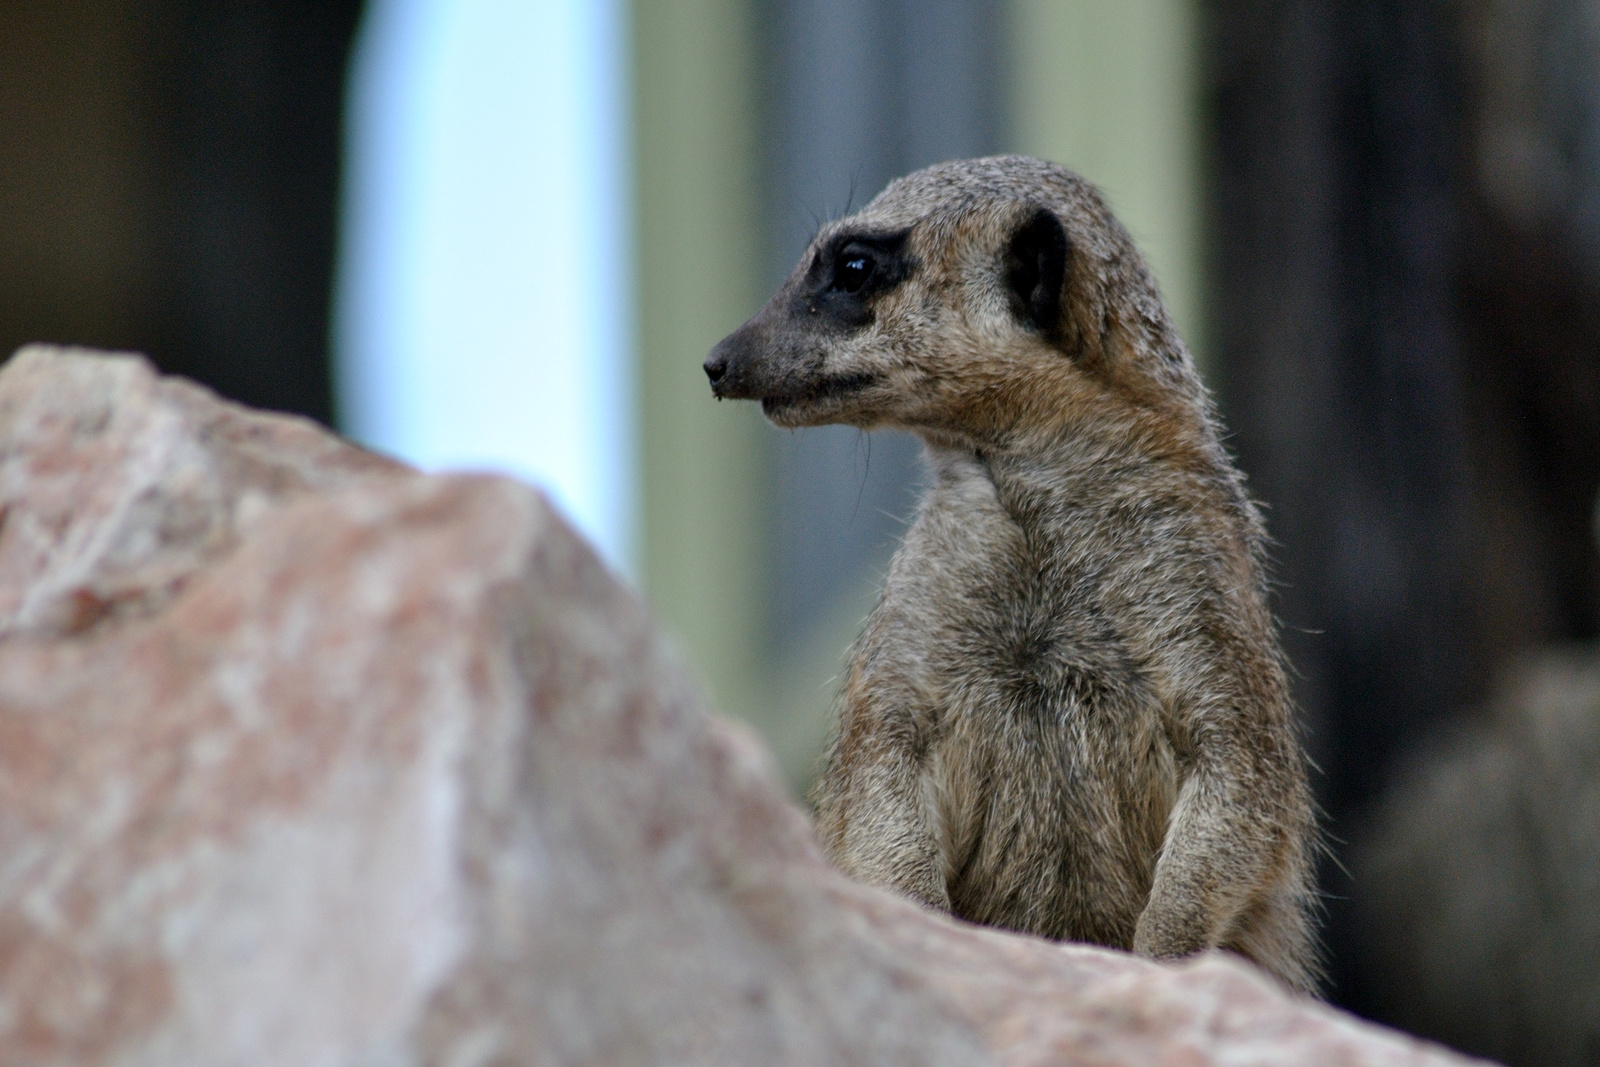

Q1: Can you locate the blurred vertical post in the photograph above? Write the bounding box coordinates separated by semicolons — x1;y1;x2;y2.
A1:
631;0;768;727
1007;0;1205;364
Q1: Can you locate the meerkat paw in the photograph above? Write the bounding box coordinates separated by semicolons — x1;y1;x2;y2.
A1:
1131;906;1212;962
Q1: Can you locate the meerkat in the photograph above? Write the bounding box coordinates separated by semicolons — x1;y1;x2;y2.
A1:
703;155;1320;993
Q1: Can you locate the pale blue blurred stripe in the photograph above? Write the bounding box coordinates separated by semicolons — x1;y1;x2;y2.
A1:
334;0;634;573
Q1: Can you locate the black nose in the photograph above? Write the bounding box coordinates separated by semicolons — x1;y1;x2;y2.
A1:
703;352;727;385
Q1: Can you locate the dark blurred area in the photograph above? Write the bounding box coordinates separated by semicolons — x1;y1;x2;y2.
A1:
0;0;361;423
1210;0;1600;1059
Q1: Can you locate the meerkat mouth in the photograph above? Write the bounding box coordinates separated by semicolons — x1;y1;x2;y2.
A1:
759;372;879;417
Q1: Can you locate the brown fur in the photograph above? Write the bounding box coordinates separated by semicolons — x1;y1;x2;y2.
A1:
705;156;1320;992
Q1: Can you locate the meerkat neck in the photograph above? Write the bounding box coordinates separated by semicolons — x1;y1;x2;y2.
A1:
934;411;1217;489
924;412;1244;560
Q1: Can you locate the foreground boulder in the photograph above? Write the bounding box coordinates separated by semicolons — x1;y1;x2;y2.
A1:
0;346;1482;1065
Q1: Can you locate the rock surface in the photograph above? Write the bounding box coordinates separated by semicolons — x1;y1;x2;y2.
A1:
0;346;1485;1065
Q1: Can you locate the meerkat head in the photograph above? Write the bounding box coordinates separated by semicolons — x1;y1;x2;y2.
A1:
704;155;1202;443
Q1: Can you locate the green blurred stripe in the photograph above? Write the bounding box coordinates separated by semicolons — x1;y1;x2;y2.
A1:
631;0;769;725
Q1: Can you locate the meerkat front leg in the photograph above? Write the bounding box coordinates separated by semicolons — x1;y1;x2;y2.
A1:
1133;710;1308;968
810;671;951;912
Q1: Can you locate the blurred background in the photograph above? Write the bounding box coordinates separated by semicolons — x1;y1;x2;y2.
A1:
1;0;1596;1061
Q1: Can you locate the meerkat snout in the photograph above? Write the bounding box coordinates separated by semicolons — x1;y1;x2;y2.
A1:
702;351;727;387
704;225;916;426
706;155;1321;993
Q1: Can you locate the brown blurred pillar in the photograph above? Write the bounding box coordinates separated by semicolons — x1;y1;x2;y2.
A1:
1206;0;1600;1021
0;0;363;424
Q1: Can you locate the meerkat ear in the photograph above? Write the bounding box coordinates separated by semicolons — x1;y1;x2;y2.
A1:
1004;207;1068;340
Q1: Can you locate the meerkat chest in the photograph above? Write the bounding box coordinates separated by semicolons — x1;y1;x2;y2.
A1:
863;453;1179;895
873;452;1167;748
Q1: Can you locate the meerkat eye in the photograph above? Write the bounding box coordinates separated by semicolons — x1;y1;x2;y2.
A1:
834;246;876;293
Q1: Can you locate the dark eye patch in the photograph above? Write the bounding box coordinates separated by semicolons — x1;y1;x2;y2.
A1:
798;228;914;331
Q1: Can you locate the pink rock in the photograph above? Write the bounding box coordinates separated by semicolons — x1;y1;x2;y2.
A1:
0;346;1485;1065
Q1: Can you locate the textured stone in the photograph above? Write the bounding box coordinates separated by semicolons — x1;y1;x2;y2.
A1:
0;346;1484;1065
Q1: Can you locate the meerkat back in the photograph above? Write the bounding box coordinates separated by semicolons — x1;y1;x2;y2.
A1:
704;156;1320;993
